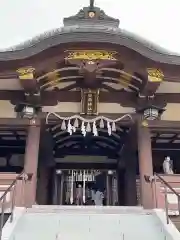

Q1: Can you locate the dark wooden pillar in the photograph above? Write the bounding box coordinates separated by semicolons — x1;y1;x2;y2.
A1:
137;121;153;209
59;172;64;205
36;168;49;205
125;154;137;206
117;167;125;206
121;127;137;206
37;127;55;205
24;119;41;207
52;170;64;205
106;171;113;205
106;172;110;205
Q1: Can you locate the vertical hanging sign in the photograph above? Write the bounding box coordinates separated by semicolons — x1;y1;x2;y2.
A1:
80;88;99;115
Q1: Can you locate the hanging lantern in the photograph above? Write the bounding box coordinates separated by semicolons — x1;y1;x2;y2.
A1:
137;105;165;120
14;103;41;119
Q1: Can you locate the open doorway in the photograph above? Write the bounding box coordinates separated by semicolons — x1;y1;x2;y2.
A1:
37;124;134;206
50;166;118;206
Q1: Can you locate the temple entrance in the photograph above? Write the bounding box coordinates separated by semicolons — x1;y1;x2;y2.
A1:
52;168;118;206
37;121;137;206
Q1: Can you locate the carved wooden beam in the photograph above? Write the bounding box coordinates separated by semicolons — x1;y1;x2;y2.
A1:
5;90;178;107
55;147;118;157
17;67;39;93
0;118;37;128
39;70;62;90
16;66;41;105
139;68;164;97
135;68;164;109
148;120;180;131
152;143;180;150
65;50;118;88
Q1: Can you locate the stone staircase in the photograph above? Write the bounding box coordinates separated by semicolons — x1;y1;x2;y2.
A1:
170;216;180;231
3;206;180;240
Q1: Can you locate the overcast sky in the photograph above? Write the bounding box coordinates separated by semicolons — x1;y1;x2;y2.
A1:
0;0;180;53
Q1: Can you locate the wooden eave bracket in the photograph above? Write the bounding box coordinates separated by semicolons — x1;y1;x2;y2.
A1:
139;68;164;97
16;66;41;106
17;66;40;93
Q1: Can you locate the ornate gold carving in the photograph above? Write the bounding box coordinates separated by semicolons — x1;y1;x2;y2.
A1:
87;60;95;64
16;67;35;80
147;68;164;82
47;71;59;81
65;50;117;61
47;71;60;85
88;11;95;18
141;120;148;127
81;88;99;115
119;72;132;88
40;71;60;89
47;71;60;82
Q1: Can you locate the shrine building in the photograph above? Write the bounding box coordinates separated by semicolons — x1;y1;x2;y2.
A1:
0;1;180;212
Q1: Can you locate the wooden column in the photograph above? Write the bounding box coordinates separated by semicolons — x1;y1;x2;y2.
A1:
107;172;113;205
137;120;153;209
117;168;125;206
106;173;110;205
125;154;137;206
37;128;55;204
121;127;137;206
36;168;49;205
24;119;41;207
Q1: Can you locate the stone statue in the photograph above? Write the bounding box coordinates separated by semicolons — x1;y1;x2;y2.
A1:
163;156;174;174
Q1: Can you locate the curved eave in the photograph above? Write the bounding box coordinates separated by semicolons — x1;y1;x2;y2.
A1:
0;26;180;64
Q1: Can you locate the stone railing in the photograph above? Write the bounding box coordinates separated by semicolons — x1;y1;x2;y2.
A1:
153;174;180;215
0;173;25;211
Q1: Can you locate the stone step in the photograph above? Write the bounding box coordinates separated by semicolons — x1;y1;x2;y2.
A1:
6;208;169;240
28;205;151;214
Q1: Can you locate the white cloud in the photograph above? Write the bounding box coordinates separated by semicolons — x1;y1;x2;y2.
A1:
0;0;179;53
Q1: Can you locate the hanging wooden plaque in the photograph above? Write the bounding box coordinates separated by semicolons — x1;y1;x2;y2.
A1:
80;88;99;115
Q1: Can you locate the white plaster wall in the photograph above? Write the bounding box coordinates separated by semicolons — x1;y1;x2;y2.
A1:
0;101;16;118
0;101;134;118
157;82;180;93
42;102;135;114
0;99;179;121
161;104;180;121
42;102;180;121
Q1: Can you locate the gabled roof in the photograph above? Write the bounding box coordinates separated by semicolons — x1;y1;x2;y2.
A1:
63;0;119;28
0;1;180;64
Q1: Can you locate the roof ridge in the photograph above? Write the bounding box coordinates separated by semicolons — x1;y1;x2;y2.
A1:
0;1;179;64
0;26;178;57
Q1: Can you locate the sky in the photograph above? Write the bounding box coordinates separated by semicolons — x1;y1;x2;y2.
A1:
0;0;180;53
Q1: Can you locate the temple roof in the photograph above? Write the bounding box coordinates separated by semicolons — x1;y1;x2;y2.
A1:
0;1;180;64
63;0;119;28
